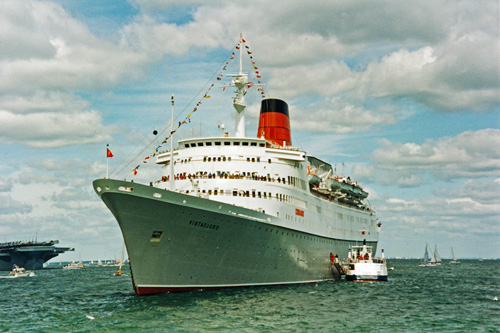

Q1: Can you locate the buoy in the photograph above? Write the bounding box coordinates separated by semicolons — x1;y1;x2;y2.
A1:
153;130;158;135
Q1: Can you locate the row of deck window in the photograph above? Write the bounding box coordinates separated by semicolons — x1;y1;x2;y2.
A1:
182;188;292;203
163;172;295;184
184;141;266;148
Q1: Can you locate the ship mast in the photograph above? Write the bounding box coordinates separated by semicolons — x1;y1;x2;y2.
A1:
169;94;175;190
230;33;248;137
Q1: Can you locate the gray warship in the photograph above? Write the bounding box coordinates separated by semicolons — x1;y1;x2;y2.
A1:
0;240;74;270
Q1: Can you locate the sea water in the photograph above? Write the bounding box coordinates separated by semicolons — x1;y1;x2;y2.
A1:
0;260;499;332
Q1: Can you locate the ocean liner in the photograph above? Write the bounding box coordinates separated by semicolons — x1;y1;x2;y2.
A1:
0;240;74;270
93;36;380;295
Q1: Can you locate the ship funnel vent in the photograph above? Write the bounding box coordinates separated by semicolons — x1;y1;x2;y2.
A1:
257;98;291;146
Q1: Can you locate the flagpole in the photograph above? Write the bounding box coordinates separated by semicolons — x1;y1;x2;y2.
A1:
170;95;175;191
106;144;109;179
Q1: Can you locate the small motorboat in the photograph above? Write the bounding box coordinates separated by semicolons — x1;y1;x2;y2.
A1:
9;265;35;278
344;240;388;281
63;261;85;270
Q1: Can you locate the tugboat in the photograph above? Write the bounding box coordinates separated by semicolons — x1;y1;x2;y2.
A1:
345;240;388;281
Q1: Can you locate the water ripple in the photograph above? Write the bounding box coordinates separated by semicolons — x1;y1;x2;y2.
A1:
0;260;499;332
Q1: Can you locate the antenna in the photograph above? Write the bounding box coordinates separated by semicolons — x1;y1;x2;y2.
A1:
229;33;248;137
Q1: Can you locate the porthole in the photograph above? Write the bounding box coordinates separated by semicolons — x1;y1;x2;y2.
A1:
118;186;133;192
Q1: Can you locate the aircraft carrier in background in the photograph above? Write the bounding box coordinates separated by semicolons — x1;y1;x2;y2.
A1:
0;240;74;270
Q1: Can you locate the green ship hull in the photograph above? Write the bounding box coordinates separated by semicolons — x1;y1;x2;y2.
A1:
94;178;375;295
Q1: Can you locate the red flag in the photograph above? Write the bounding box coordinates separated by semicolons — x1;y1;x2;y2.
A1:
107;147;113;158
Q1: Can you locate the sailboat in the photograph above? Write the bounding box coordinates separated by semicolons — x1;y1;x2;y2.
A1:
434;244;443;265
114;243;125;276
450;247;460;264
419;243;442;267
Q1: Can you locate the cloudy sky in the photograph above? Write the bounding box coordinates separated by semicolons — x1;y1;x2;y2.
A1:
0;0;498;261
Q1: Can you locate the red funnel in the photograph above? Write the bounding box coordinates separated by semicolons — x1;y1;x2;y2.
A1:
257;99;291;146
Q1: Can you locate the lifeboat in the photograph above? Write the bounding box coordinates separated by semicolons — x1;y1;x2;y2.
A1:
337;177;368;199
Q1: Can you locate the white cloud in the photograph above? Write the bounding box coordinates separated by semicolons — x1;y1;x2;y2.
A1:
128;0;500;114
437;178;500;206
0;0;498;260
0;109;116;148
0;1;146;148
367;129;500;184
0;195;32;214
0;1;150;93
358;37;499;112
374;177;500;257
0;178;13;192
290;97;398;133
0;91;89;114
0;0;497;151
